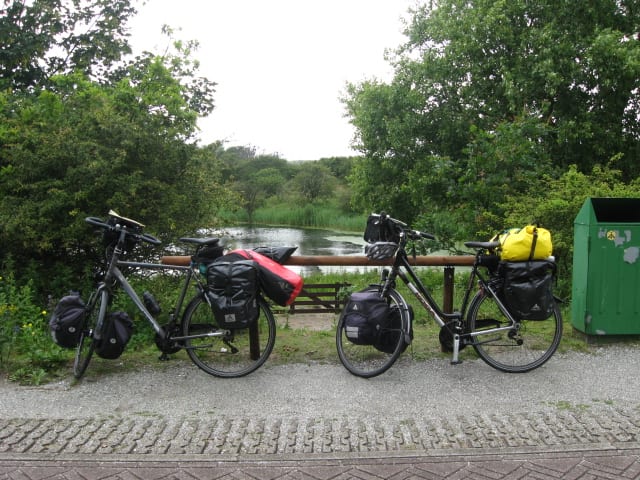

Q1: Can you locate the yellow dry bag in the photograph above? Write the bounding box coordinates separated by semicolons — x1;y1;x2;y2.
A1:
497;225;552;261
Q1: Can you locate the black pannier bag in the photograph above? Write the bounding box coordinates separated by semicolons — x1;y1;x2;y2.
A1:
252;246;298;263
342;290;391;345
49;293;86;349
232;250;304;306
206;260;259;329
96;311;134;359
500;260;556;320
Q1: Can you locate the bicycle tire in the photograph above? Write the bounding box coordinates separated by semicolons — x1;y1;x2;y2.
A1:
336;287;410;378
466;290;562;373
181;294;276;378
73;288;108;379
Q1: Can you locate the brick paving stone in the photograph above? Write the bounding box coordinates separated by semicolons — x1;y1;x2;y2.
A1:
3;450;640;480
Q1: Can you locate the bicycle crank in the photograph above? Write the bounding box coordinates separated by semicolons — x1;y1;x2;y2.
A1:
154;323;183;357
439;320;467;353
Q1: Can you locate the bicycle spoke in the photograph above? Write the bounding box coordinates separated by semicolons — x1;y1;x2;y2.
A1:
467;291;562;373
73;289;108;379
336;287;409;378
182;295;276;378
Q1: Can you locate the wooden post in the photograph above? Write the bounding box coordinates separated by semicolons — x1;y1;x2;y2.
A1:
249;321;260;360
442;266;455;314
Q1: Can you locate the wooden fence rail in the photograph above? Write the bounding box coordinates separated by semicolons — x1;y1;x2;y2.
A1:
161;254;475;314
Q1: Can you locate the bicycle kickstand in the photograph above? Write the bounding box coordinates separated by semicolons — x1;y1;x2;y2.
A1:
451;334;463;365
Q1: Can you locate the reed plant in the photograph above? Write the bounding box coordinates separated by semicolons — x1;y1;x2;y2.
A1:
221;203;364;232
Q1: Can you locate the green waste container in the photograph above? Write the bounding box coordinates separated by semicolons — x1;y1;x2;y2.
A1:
572;197;640;335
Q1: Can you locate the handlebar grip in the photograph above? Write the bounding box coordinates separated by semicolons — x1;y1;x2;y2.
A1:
406;229;436;241
85;217;111;229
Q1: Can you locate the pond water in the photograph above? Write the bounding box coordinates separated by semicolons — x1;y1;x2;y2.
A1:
205;226;373;275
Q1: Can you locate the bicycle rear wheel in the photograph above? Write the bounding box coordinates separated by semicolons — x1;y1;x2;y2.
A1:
73;288;108;379
181;294;276;378
467;290;562;373
336;287;410;378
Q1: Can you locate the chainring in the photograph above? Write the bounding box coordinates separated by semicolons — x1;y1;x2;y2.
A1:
438;321;467;353
154;323;183;354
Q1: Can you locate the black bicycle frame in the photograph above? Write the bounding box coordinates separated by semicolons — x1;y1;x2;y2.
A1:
382;242;522;363
98;228;226;346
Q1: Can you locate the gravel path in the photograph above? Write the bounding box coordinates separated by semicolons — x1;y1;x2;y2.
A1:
1;345;640;456
1;345;638;420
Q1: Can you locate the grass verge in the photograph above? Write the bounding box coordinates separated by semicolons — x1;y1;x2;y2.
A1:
4;268;637;385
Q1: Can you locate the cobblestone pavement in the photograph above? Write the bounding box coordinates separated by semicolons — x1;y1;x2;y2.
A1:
2;403;640;477
1;407;640;455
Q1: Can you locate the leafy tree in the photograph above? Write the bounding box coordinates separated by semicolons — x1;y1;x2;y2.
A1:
291;163;336;203
317;156;357;179
215;147;293;221
236;167;287;222
0;1;226;296
344;0;640;235
0;69;216;290
0;0;135;90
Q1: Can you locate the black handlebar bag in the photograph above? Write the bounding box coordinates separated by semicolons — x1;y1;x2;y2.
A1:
363;215;400;244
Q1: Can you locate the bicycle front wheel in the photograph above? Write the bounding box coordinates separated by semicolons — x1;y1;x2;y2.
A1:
336;287;410;378
181;294;276;378
467;290;562;373
73;288;108;379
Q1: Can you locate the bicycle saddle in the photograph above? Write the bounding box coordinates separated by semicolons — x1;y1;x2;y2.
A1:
464;240;500;250
179;237;221;246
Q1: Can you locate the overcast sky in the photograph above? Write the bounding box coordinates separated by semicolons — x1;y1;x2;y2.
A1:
128;0;415;160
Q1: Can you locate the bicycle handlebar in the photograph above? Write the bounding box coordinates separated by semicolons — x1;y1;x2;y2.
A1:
138;233;162;245
375;212;436;242
85;216;162;246
407;229;436;241
85;216;110;229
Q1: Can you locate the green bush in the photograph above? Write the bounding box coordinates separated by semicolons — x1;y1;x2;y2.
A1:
489;163;640;298
0;274;67;384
